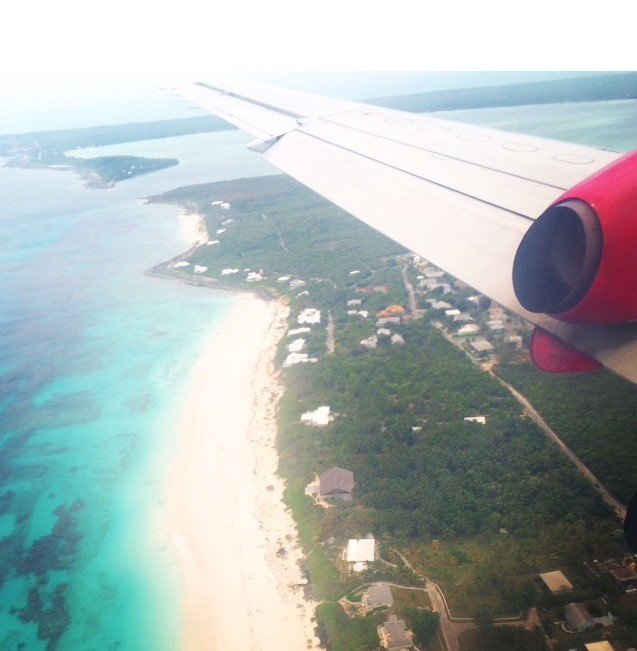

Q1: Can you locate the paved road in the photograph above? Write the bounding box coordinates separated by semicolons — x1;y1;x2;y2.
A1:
426;581;474;651
400;263;419;318
326;311;335;355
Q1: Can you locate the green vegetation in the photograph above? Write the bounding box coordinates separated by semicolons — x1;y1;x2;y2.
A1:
498;362;637;504
154;173;637;649
370;72;637;112
404;607;440;645
459;625;546;651
69;154;178;187
0;115;227;155
315;602;383;651
0;115;225;188
150;175;407;290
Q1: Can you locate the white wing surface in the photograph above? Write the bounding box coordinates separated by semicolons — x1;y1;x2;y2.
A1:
176;77;637;384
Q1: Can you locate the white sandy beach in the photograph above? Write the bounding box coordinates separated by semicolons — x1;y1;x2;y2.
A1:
179;212;209;246
168;294;320;650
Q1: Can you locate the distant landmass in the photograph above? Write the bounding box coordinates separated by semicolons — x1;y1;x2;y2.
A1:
0;115;228;156
1;72;635;190
369;71;637;112
2;73;635;157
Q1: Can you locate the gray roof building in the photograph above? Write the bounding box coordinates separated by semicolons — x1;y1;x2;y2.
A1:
319;467;355;500
378;615;414;651
565;602;595;633
363;583;393;614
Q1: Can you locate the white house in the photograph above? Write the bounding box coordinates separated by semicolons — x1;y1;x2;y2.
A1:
464;416;487;425
457;324;480;337
298;308;321;325
346;538;377;572
301;406;331;426
288;338;305;353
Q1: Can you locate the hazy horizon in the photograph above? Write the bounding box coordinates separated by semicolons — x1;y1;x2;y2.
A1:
0;71;609;136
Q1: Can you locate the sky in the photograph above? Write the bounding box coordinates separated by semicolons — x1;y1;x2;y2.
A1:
0;0;634;133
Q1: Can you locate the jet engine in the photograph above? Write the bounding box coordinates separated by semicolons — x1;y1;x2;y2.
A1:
513;151;637;324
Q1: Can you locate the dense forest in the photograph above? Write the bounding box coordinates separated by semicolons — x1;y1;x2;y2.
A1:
497;363;637;505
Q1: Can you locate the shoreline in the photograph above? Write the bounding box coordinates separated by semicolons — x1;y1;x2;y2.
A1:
167;294;319;650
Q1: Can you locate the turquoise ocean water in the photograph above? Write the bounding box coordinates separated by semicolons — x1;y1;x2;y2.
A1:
0;100;635;650
0;131;274;650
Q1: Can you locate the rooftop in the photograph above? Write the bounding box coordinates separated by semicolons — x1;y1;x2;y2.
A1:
540;570;573;593
320;467;354;496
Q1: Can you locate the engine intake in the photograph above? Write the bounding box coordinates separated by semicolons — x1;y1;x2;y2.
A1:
512;151;637;324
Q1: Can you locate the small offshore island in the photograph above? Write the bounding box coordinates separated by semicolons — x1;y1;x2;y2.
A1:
0;115;224;188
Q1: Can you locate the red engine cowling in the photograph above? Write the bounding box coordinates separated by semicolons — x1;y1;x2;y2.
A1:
512;151;637;324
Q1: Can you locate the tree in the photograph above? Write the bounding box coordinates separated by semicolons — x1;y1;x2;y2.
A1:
404;608;440;645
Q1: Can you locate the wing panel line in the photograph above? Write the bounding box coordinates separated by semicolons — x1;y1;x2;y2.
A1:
292;127;537;223
321;114;570;192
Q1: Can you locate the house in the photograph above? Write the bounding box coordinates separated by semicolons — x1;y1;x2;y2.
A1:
319;467;354;500
298;308;321;324
456;324;480;337
377;316;401;326
585;642;616;651
246;271;265;282
540;570;574;593
301;406;331;427
288;338;305;353
362;583;393;614
288;327;311;336
464;416;487;425
564;602;595;633
427;300;452;310
346;537;377;571
470;339;494;354
377;615;414;651
377;305;406;318
283;352;318;367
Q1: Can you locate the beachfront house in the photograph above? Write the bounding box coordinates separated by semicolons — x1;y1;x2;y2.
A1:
301;406;332;427
319;467;354;500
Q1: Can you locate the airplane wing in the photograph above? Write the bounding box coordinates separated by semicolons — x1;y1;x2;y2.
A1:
176;77;637;385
